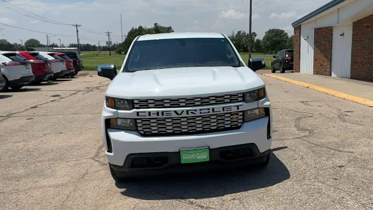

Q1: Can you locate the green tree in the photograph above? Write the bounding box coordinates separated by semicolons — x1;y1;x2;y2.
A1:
228;30;257;52
253;39;263;53
116;23;174;54
24;38;41;48
262;29;289;53
0;39;16;50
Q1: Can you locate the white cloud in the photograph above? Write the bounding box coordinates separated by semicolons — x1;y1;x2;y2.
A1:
282;26;294;36
270;12;298;19
0;18;16;25
0;0;331;44
220;9;245;20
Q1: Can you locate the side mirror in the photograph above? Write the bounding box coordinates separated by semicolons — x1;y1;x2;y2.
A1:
98;64;117;80
248;58;265;71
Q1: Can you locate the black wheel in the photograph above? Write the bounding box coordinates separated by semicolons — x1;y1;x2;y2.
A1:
31;80;42;85
271;66;276;73
11;85;23;90
256;152;270;168
109;164;127;182
1;75;9;92
280;64;285;73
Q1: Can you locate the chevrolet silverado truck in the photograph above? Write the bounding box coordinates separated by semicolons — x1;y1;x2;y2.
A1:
98;32;272;181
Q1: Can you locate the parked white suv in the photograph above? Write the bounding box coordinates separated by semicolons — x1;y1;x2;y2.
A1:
99;33;272;181
0;52;34;91
38;52;67;79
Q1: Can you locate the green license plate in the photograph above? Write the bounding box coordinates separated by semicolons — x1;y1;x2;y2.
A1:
180;148;209;164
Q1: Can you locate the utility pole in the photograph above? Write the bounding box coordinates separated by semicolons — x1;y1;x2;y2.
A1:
46;34;56;51
19;39;23;50
46;34;49;51
58;38;62;48
248;0;253;61
120;14;124;42
73;24;81;55
106;31;112;56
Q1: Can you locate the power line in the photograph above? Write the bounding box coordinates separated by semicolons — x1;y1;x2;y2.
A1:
80;36;106;43
80;27;103;35
0;0;73;26
0;22;75;37
1;0;119;47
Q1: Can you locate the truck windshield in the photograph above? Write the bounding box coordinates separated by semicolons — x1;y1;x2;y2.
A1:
124;38;241;72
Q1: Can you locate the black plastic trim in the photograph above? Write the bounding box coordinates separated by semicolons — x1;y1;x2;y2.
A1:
110;143;270;176
105;119;113;153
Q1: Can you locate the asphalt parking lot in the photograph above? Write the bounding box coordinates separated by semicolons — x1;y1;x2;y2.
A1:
0;71;372;209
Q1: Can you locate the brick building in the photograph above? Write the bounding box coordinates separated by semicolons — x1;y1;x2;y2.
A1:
292;0;373;82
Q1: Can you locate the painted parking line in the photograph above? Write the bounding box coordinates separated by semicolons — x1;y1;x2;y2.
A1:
264;74;373;107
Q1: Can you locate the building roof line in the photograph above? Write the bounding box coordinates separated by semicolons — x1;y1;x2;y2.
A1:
292;0;345;27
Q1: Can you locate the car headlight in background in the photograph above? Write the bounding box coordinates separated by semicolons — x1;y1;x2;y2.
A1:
106;97;133;110
244;108;266;122
244;88;265;102
109;118;136;130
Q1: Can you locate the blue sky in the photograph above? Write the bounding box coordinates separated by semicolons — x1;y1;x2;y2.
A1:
0;0;331;46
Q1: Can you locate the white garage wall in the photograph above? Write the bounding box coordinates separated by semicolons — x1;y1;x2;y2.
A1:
300;22;315;74
332;24;352;78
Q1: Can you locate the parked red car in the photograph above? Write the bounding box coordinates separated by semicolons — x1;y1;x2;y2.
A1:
18;51;54;83
55;52;75;77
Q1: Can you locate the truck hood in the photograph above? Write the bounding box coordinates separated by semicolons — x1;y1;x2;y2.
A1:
106;66;264;98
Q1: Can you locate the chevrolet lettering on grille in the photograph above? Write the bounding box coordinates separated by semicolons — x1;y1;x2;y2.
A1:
136;104;243;118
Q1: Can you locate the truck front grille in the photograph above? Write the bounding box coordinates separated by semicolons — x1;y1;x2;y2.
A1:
134;93;244;109
137;112;243;136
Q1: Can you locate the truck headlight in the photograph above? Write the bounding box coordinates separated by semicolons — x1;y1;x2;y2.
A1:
244;88;265;102
109;118;136;130
244;108;266;122
106;97;133;110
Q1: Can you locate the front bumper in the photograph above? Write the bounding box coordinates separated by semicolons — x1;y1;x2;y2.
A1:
110;143;270;176
105;116;271;167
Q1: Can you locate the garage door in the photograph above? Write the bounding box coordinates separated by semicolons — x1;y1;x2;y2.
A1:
300;22;315;74
332;24;352;78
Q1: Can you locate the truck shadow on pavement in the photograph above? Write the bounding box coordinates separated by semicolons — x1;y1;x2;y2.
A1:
0;95;12;99
7;88;41;92
28;82;59;86
116;151;289;200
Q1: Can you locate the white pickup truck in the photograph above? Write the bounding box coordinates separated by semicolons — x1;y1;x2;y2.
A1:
98;32;272;181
